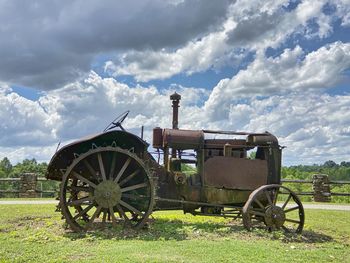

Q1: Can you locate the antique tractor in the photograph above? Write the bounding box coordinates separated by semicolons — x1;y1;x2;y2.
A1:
47;93;304;233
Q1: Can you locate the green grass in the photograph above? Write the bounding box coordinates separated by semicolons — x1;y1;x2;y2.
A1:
0;197;56;201
0;205;349;262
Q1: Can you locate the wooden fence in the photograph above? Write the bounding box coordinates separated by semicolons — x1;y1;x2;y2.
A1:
0;173;57;198
0;173;349;202
281;174;350;202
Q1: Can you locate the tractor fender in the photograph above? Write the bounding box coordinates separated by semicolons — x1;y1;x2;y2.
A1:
46;130;148;181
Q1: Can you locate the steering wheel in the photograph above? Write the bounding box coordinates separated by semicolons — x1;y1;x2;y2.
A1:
103;110;130;132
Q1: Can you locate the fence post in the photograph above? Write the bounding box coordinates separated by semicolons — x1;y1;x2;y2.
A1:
312;174;331;202
19;173;38;198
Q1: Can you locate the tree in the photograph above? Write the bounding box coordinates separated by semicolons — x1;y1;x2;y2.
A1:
323;160;337;168
10;158;42;177
0;157;12;177
340;161;350;167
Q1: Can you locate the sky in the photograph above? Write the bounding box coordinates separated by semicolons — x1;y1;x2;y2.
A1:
0;0;349;166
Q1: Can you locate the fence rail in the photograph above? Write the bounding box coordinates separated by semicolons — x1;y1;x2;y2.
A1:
281;179;350;185
281;176;350;199
1;173;349;201
0;173;57;197
0;177;47;182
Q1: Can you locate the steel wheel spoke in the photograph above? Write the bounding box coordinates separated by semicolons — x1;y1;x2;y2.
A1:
253;198;265;209
281;194;292;209
72;171;97;188
109;206;117;227
121;182;148;193
119;200;144;217
116;204;129;223
119;170;139;187
73;204;94;220
122;193;148;199
83;159;97;179
68;186;92;192
265;191;273;205
272;189;279;205
67;196;94;206
284;206;300;213
281;225;290;233
250;210;265;217
108;152;117;180
102;211;107;225
97;153;107;181
285;218;300;224
114;157;131;183
86;206;102;230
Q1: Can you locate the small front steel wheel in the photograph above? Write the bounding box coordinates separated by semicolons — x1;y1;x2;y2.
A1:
242;184;304;233
60;146;155;232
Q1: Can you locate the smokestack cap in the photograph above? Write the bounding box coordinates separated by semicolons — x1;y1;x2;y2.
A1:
170;92;181;101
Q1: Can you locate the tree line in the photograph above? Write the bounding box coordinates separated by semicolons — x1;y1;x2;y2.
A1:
0;157;59;198
282;160;350;181
0;157;47;178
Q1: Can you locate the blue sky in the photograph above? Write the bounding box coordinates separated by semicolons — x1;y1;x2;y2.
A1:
0;0;349;165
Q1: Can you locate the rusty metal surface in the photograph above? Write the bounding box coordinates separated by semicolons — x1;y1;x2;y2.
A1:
152;127;163;148
204;139;247;148
204;187;251;204
203;130;270;136
170;92;181;158
203;157;268;190
170;92;181;130
46;130;148;181
163;128;204;149
246;133;278;145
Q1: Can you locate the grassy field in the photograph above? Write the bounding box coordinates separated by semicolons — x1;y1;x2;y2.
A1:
0;204;349;262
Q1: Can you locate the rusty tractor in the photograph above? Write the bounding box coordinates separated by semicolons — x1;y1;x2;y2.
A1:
47;93;304;233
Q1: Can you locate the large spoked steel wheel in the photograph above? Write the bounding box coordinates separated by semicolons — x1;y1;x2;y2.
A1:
242;184;304;233
60;147;155;232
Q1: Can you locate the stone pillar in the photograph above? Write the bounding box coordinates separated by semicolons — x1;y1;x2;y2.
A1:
312;174;331;202
19;173;38;198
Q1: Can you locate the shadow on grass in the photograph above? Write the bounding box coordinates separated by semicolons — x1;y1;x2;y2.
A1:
62;218;333;244
3;214;334;244
63;218;234;241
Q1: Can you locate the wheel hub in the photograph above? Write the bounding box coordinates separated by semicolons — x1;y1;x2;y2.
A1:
94;180;121;208
264;206;286;228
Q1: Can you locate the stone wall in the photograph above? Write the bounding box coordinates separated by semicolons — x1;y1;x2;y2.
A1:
312;174;331;202
19;173;38;198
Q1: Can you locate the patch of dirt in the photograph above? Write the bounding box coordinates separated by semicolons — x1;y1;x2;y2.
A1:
8;216;51;230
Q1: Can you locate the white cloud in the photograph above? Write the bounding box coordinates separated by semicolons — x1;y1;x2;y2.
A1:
0;90;56;147
226;0;323;48
213;93;350;164
0;0;231;90
105;18;237;82
1;71;350;165
107;0;348;82
0;0;348;89
332;0;350;26
204;41;350;120
0;145;58;164
1;0;350;167
0;71;208;150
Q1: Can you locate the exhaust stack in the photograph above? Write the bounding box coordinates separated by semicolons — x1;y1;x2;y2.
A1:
170;92;181;158
170;92;181;130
